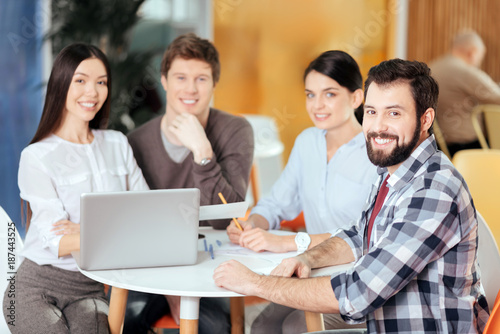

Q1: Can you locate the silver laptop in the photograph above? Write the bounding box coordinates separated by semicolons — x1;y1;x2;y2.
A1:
79;188;200;270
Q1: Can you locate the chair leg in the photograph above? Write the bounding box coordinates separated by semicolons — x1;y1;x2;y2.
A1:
230;297;245;334
108;287;129;334
249;165;260;205
304;311;325;332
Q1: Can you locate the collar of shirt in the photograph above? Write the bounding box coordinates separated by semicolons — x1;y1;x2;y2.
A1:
362;134;437;250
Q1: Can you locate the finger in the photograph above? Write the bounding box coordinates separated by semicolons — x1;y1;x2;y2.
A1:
274;259;297;277
297;266;311;278
168;125;178;134
240;221;254;231
245;235;266;252
239;228;260;245
228;233;241;244
270;265;283;276
227;223;242;234
239;232;257;248
52;220;69;226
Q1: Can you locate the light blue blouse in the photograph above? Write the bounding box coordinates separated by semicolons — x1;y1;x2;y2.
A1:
251;128;378;235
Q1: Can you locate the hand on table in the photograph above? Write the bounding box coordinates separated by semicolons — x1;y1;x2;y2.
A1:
271;255;311;278
226;219;253;244
213;260;260;295
168;113;213;163
51;219;80;235
239;228;291;253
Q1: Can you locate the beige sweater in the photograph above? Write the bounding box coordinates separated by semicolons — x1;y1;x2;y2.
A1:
127;109;254;229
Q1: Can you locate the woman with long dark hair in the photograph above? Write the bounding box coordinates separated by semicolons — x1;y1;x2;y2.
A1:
3;43;148;333
227;50;377;333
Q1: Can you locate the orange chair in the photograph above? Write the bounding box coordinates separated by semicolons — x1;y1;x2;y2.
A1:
484;291;500;334
280;212;306;232
152;314;179;332
152;299;245;334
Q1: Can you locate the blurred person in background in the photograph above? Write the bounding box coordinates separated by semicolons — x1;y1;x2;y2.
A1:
430;30;500;156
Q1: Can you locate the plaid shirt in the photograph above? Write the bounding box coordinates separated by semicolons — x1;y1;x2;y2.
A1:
330;135;489;333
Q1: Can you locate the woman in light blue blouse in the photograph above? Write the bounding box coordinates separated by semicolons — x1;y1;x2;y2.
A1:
227;50;377;333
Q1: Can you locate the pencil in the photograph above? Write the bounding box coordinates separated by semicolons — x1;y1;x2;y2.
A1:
217;192;243;231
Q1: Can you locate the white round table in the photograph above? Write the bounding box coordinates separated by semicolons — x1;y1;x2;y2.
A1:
73;227;352;334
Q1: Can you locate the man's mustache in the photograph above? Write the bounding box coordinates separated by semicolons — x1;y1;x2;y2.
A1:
367;132;399;141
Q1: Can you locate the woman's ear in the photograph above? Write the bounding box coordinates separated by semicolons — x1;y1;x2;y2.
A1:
352;88;364;109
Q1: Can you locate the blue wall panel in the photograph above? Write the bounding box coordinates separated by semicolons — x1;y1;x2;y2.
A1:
0;0;44;237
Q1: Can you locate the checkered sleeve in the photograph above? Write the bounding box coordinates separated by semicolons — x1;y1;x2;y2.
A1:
332;221;365;261
331;175;465;322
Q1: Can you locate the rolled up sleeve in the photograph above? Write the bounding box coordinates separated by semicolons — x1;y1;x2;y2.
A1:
330;186;462;322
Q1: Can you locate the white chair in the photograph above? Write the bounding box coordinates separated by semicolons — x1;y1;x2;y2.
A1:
0;206;24;332
477;211;500;307
242;114;285;205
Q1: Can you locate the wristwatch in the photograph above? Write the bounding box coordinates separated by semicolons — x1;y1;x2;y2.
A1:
295;232;311;254
198;157;212;166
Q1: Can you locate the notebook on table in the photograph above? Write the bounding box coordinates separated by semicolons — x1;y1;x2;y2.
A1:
78;188;201;270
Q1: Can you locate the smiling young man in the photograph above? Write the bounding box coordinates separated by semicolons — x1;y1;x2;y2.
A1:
125;33;254;334
214;59;489;334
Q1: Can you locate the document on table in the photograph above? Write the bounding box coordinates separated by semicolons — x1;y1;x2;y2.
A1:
214;242;296;265
199;201;249;221
213;229;354;277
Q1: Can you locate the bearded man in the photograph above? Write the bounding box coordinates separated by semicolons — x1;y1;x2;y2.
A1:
213;59;489;334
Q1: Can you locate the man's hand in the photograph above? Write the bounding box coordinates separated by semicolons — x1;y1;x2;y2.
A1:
51;219;80;235
168;113;213;163
213;260;260;295
240;229;293;253
271;255;312;278
226;219;253;244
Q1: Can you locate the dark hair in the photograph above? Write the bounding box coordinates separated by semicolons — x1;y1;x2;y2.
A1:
304;50;364;122
161;33;220;84
30;43;112;144
364;59;439;134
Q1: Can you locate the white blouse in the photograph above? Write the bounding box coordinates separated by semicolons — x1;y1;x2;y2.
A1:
19;129;149;271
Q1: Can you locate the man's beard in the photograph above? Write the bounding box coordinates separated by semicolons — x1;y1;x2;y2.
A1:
366;121;421;168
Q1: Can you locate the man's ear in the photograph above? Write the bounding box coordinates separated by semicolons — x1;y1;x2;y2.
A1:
421;108;435;134
352;88;364;109
161;75;168;91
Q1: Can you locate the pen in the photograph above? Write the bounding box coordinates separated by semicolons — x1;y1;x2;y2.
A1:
204;239;208;252
209;244;214;260
217;192;243;231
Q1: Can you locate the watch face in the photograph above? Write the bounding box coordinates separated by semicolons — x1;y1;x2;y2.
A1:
297;234;307;245
295;233;310;246
295;233;310;253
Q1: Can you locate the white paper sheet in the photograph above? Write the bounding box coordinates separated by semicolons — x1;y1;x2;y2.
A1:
199;202;249;221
